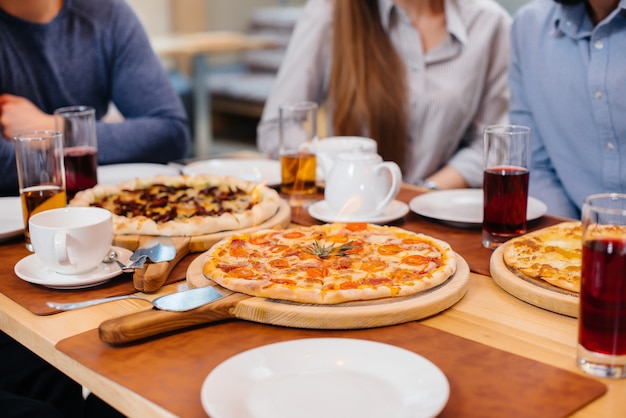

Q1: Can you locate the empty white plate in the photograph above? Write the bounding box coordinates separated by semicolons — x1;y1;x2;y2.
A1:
182;159;281;186
201;338;449;418
409;189;547;227
0;196;24;241
97;163;180;185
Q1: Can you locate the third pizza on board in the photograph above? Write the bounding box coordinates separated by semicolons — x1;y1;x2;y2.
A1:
202;222;457;304
502;221;582;293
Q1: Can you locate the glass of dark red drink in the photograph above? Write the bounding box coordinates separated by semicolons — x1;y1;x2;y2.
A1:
577;193;626;378
54;106;98;200
482;125;531;249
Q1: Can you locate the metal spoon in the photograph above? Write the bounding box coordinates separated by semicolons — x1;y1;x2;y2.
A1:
103;248;147;272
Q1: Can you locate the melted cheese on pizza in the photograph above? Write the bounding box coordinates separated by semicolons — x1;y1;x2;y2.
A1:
503;221;582;292
203;223;457;304
93;183;256;223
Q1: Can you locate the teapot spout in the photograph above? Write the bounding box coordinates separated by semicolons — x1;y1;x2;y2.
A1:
317;153;334;176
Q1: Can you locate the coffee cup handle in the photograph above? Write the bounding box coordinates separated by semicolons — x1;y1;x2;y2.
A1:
54;231;71;266
375;162;402;212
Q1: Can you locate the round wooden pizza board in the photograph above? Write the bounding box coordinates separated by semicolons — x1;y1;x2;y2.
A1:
185;251;470;329
490;245;579;318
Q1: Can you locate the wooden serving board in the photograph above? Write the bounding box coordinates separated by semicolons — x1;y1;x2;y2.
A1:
98;253;469;344
185;251;470;327
109;199;291;292
490;245;579;317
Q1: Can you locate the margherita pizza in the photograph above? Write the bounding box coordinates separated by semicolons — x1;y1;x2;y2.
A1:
503;221;582;292
70;174;282;236
202;222;457;304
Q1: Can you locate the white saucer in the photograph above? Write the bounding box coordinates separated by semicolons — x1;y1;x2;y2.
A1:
14;246;132;289
308;200;409;224
201;338;449;418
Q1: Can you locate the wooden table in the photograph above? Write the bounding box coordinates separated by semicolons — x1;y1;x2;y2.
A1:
1;185;624;417
151;31;276;157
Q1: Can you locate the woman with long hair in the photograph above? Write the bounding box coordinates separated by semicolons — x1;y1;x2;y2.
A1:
258;0;511;189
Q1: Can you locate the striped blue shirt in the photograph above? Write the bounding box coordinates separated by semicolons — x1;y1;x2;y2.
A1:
509;0;626;218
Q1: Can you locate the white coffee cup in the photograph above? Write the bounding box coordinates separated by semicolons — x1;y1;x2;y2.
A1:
29;207;113;275
309;136;377;179
325;152;402;218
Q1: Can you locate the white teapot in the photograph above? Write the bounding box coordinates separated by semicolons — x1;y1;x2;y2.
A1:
324;152;402;218
310;136;377;179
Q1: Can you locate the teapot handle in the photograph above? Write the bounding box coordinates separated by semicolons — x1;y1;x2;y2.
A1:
374;162;402;212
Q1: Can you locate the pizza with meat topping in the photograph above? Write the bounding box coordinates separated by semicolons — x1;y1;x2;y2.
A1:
503;221;582;292
202;222;457;304
70;174;282;236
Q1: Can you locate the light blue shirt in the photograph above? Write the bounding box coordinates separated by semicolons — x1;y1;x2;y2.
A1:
509;0;626;219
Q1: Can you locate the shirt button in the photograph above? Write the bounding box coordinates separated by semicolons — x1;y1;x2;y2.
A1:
594;40;604;49
594;90;604;99
607;142;615;150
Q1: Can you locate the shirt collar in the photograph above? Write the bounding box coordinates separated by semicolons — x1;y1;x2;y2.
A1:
378;0;468;46
553;0;626;39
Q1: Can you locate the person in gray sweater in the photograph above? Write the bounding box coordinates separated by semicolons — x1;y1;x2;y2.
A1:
0;0;191;196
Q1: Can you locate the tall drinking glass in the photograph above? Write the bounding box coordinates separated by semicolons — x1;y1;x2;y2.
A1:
14;130;67;251
279;101;318;202
54;106;98;199
482;125;531;249
577;193;626;378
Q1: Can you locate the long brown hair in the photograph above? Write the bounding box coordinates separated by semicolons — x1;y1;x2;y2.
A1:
329;0;409;169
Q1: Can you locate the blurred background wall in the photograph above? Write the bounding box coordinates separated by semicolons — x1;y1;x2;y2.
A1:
126;0;530;36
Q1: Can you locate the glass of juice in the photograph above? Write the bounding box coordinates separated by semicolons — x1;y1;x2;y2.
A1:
577;193;626;378
278;101;318;204
13;130;67;251
54;106;98;200
482;125;531;249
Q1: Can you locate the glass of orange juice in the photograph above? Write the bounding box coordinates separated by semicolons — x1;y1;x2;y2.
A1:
14;130;67;251
278;101;318;202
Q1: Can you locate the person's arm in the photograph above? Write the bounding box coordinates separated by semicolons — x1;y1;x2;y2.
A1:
0;94;55;139
256;0;333;159
443;10;511;189
425;166;467;189
94;1;190;164
508;12;579;219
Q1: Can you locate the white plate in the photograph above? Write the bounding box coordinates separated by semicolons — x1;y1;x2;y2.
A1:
201;338;449;418
409;189;547;227
97;163;181;185
182;159;281;186
0;197;24;241
308;200;409;224
13;246;132;289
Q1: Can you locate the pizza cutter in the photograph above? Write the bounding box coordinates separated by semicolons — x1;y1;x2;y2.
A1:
129;237;177;263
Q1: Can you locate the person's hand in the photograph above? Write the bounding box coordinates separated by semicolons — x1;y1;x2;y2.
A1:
0;93;56;139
